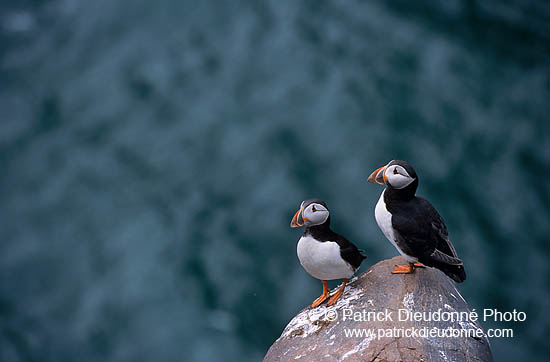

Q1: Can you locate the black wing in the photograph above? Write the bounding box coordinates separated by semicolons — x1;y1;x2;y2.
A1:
334;234;366;270
419;198;463;265
392;197;466;282
390;202;437;259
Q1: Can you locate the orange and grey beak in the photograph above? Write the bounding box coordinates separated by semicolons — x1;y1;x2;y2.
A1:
290;208;306;228
367;165;388;185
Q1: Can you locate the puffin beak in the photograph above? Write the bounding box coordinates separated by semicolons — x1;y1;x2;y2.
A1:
290;208;305;228
368;166;387;185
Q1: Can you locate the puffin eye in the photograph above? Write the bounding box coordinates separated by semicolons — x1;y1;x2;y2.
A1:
311;205;317;212
393;168;398;175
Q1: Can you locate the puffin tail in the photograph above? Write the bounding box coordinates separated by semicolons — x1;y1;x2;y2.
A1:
440;264;467;283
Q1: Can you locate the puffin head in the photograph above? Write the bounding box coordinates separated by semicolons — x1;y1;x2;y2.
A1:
290;198;330;228
367;160;418;191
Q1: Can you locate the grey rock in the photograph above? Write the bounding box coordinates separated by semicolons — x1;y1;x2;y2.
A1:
264;256;493;362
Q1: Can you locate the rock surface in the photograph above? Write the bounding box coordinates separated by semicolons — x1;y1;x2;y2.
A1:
264;256;493;362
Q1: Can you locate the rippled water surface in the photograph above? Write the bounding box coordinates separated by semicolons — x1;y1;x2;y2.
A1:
1;1;549;361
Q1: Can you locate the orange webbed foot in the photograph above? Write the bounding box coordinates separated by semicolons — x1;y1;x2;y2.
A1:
391;264;414;274
327;279;348;306
311;280;330;308
311;293;329;308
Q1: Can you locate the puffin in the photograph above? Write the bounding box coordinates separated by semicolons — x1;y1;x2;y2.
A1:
290;198;366;307
367;160;466;283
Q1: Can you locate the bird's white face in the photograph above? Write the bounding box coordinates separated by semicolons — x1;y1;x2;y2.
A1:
384;164;415;189
301;202;329;226
368;161;416;189
290;201;330;228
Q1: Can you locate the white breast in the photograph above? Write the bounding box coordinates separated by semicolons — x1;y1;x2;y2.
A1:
374;190;417;263
296;235;355;280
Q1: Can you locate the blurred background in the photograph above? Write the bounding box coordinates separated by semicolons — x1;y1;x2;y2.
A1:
1;0;549;361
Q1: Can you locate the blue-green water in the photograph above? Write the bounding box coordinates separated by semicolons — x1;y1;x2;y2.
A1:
1;1;549;361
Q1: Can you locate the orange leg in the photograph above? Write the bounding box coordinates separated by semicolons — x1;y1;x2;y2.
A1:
311;280;329;308
327;279;348;306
